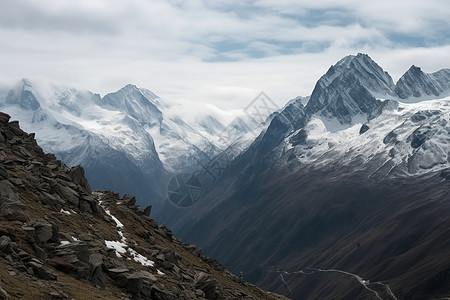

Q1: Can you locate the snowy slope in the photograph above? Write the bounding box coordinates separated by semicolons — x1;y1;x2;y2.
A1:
282;97;450;177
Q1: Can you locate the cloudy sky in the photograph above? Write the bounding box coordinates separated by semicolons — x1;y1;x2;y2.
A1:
0;0;449;109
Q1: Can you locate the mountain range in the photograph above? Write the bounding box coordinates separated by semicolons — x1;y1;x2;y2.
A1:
0;81;265;214
1;53;450;299
158;54;450;299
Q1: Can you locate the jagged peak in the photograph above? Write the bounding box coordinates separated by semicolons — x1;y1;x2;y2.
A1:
395;64;450;100
100;84;163;125
319;53;394;94
405;65;423;75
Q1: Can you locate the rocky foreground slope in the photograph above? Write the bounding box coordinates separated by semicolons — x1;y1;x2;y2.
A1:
0;111;286;300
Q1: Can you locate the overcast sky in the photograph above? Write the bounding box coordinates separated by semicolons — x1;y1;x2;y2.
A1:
0;0;449;109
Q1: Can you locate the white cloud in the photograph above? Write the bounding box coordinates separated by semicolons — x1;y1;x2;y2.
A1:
0;0;449;111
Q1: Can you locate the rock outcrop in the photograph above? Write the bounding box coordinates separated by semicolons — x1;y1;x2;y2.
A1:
0;112;286;299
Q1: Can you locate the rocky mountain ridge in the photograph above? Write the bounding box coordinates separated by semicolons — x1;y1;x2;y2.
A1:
0;111;285;300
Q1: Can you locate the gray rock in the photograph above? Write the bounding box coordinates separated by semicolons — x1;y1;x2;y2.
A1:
17;250;32;261
59;185;80;207
0;181;22;216
35;266;57;281
79;200;92;213
150;285;177;300
22;226;36;239
123;194;136;207
137;271;157;283
144;205;152;217
0;112;11;124
33;245;47;260
161;248;178;265
68;166;91;194
141;284;153;298
125;273;142;294
0;236;13;253
89;253;106;289
34;223;54;243
195;272;223;299
107;268;130;276
26;258;57;280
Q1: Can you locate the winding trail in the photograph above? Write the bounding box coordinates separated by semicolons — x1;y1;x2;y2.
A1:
272;267;398;300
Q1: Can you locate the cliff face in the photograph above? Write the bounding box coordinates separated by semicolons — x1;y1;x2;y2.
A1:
0;111;286;300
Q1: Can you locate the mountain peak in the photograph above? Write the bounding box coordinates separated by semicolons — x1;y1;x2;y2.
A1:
305;53;394;125
395;65;450;99
100;85;163;124
408;65;422;73
122;83;139;91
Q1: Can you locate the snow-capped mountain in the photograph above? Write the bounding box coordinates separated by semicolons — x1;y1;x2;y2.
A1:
0;80;255;210
157;53;450;299
237;53;450;177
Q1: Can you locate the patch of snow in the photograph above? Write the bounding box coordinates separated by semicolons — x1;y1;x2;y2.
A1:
128;248;154;267
105;240;127;258
60;209;71;215
99;195;155;267
109;212;124;228
60;241;71;246
157;269;165;276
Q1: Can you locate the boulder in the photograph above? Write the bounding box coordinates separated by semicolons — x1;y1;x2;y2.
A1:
35;266;57;280
30;221;59;244
144;205;152;217
58;185;80;207
123;195;136;207
68;166;91;194
26;259;57;280
195;272;223;299
0;181;22;217
125;273;142;294
0;112;11;124
161;248;178;265
0;236;13;254
89;253;106;289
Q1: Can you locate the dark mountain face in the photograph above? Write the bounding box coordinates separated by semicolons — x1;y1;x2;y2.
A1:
158;54;450;299
164;160;450;299
204;168;450;299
